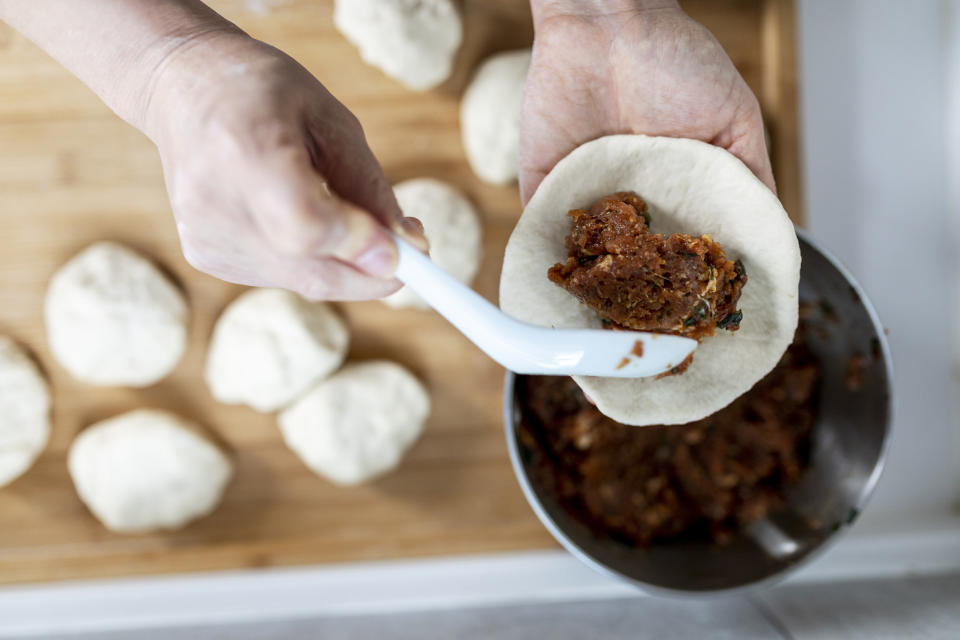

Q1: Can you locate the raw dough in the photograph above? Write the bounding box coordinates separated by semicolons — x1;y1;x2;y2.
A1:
333;0;462;91
205;288;349;412
44;242;188;387
383;178;483;310
500;135;800;426
278;361;430;485
68;409;232;533
0;336;50;487
461;49;531;184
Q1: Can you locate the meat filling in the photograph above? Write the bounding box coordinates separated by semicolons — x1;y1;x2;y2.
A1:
516;332;820;546
547;192;746;341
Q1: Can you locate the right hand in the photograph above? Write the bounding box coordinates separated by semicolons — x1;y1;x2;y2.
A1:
144;32;425;300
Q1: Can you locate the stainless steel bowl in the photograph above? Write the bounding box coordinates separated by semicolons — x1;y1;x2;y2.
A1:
503;231;894;595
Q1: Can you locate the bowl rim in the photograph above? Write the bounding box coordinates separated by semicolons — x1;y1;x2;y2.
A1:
501;228;896;598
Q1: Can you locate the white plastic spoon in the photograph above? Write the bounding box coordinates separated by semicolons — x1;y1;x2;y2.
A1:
391;234;697;378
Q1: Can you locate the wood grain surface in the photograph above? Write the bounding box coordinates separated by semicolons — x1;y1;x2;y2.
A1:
0;0;799;584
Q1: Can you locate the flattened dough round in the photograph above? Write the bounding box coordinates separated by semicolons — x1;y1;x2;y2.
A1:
384;178;483;310
206;288;349;412
461;49;531;184
45;242;188;387
278;361;430;485
0;336;50;487
334;0;462;91
68;409;232;533
500;135;800;426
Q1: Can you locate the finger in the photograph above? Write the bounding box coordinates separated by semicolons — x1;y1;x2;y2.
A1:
518;107;550;205
323;132;401;227
517;85;577;206
306;111;428;249
277;255;403;301
731;136;777;194
395;215;430;253
241;146;400;278
725;109;777;194
519;166;549;206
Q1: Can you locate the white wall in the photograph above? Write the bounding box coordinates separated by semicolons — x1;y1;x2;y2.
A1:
798;0;957;525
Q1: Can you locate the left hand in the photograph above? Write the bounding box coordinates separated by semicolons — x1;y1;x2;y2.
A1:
520;0;775;204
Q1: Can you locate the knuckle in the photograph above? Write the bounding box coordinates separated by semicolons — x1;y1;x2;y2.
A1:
181;243;214;274
177;230;228;277
256;119;301;151
297;276;335;301
261;209;329;256
337;109;364;138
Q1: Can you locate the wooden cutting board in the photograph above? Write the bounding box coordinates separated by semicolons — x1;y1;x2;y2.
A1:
0;0;799;584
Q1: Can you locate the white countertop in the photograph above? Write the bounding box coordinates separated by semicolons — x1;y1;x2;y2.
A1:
1;0;958;636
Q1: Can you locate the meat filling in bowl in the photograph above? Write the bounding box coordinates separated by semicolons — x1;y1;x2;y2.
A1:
548;192;747;341
516;331;820;546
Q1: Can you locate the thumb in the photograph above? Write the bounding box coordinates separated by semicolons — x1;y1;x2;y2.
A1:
519;166;548;206
243;149;398;278
727;106;778;195
733;131;777;195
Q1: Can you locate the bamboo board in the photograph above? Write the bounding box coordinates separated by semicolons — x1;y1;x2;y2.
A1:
0;0;800;584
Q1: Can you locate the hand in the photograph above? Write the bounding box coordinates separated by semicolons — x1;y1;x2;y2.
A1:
521;0;775;203
144;32;424;300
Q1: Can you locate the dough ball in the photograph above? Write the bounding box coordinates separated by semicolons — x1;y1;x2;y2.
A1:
0;336;51;487
278;361;430;485
205;288;349;412
461;49;531;184
44;242;188;387
68;409;232;533
334;0;462;91
383;178;483;310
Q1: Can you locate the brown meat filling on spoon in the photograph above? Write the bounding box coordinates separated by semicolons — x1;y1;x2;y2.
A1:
548;192;747;344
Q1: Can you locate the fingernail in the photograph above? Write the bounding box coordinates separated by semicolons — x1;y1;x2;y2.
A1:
354;243;397;278
400;216;424;237
394;216;429;253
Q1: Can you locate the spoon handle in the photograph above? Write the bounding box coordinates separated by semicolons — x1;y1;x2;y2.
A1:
392;233;510;342
389;233;696;377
